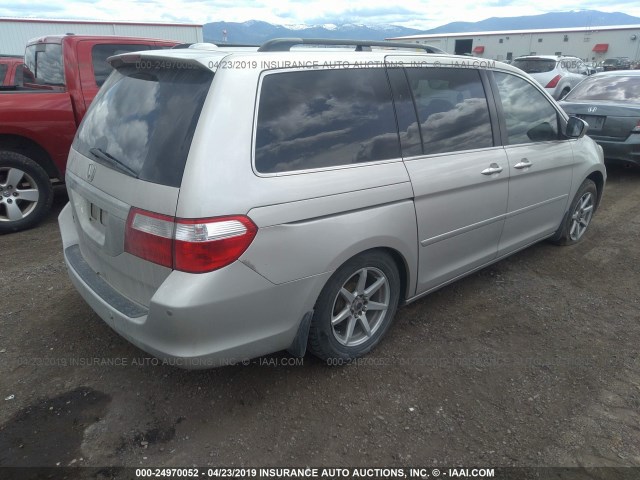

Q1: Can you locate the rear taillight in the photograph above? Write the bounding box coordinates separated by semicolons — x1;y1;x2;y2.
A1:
545;75;561;88
125;209;174;268
125;208;257;273
174;216;257;273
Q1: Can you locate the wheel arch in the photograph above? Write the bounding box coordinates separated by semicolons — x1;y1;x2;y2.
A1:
586;170;605;210
369;246;411;303
0;134;61;180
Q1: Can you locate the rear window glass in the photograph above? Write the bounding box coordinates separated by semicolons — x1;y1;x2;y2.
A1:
255;68;400;173
24;43;63;85
564;75;640;102
512;59;556;73
73;64;213;187
0;64;7;85
92;44;152;86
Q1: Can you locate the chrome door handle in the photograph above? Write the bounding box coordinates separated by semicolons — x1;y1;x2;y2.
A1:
514;159;532;169
481;163;503;175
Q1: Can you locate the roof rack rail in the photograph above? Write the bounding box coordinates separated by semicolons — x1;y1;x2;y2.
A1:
257;38;445;54
171;43;259;49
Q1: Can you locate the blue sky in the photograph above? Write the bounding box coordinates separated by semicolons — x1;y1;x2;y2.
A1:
1;0;640;29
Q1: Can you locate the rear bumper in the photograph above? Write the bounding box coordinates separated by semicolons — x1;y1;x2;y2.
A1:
59;203;327;369
589;134;640;166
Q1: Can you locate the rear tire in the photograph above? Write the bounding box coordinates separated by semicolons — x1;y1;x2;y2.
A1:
307;251;401;362
550;179;597;246
0;151;53;234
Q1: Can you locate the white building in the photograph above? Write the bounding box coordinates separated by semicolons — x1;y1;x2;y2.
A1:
388;24;640;63
0;18;203;56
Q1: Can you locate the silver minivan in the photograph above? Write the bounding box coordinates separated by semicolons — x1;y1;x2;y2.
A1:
59;39;606;368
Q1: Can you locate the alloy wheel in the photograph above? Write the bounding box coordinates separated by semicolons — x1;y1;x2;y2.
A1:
569;191;594;241
330;267;390;347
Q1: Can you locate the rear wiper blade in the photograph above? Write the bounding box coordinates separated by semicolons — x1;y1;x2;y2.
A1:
89;147;138;178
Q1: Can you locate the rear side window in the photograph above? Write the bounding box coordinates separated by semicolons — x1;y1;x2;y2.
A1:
494;72;560;144
92;44;152;86
403;67;493;155
255;68;400;174
73;64;213;187
0;64;6;85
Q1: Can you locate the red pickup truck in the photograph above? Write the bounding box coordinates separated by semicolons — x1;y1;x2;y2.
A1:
0;56;25;86
0;34;178;233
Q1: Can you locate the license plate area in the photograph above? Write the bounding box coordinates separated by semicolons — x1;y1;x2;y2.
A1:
89;202;108;226
577;115;605;131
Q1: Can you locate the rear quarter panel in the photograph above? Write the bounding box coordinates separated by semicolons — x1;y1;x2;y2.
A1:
0;91;77;173
179;63;419;297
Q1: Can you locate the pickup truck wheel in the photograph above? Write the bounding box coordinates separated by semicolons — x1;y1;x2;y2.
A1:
307;251;400;362
0;151;53;233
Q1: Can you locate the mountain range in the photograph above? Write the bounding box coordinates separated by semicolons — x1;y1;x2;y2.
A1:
203;21;419;44
203;10;640;45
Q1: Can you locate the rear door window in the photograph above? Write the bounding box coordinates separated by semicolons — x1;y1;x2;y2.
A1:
73;64;213;187
403;67;494;155
255;68;400;174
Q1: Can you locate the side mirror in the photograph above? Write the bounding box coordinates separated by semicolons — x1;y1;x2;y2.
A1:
566;116;588;138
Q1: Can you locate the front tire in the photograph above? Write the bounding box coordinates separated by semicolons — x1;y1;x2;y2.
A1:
0;151;53;234
307;251;401;362
551;179;597;245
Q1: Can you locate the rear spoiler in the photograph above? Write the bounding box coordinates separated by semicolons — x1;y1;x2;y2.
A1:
107;53;214;72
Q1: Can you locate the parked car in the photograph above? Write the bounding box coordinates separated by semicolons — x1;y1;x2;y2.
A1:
560;71;640;166
0;56;24;86
512;55;589;99
0;34;178;233
583;62;599;75
59;38;606;368
602;57;631;71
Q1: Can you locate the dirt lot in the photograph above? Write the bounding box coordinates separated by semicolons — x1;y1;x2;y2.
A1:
1;164;639;474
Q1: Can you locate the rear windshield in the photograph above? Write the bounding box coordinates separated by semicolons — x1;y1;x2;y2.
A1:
24;43;63;85
564;75;640;102
73;64;213;187
512;59;556;74
0;64;7;85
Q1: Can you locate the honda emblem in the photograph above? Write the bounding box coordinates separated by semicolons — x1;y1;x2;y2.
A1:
87;163;96;182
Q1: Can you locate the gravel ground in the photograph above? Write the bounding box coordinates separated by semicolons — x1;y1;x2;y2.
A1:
0;164;639;475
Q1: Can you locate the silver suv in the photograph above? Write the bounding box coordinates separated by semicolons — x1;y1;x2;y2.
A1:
59;39;606;368
512;55;589;99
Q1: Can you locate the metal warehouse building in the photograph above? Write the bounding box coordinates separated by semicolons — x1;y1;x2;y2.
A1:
0;18;203;56
388;24;640;63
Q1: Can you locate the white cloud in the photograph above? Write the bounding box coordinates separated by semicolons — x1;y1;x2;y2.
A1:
1;0;640;29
